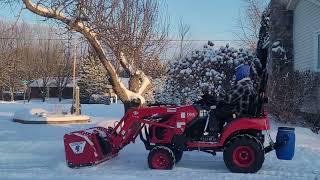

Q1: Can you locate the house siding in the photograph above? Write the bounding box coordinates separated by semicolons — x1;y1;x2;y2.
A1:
293;0;320;71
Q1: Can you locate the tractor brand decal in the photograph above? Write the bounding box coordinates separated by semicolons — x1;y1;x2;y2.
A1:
181;112;186;118
176;122;186;129
133;111;139;116
69;141;86;154
187;112;196;118
121;130;126;135
167;108;177;112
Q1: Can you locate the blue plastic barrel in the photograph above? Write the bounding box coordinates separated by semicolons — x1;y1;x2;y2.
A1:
276;127;295;160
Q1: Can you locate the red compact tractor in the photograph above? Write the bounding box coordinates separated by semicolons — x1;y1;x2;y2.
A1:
64;104;294;173
64;73;295;173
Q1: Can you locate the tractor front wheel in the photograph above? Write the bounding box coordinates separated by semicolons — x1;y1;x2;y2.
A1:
223;135;265;173
148;146;175;170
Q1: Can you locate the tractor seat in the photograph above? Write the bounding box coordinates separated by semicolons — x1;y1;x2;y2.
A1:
241;93;266;118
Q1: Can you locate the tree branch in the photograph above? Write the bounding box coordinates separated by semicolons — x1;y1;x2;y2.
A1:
120;52;135;75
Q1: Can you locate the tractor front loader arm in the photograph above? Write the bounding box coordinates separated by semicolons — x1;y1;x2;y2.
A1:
110;106;177;151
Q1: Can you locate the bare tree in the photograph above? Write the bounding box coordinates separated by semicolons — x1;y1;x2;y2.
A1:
35;39;52;102
0;20;76;102
0;21;37;101
5;27;26;101
0;21;11;100
237;0;268;49
178;18;190;58
53;36;72;102
19;22;41;101
1;0;169;110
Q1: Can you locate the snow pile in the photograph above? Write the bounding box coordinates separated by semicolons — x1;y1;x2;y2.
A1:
13;108;49;122
272;41;286;54
156;43;262;104
270;40;290;69
13;107;90;124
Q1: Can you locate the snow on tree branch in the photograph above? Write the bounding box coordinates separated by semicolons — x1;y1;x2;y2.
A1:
156;42;262;105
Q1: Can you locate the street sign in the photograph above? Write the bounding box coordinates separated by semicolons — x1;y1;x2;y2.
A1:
21;80;29;85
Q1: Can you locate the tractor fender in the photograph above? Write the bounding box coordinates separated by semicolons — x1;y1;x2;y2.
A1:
223;134;264;150
222;129;265;146
219;117;270;145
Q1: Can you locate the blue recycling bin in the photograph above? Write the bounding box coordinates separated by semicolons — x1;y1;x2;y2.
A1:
276;127;295;160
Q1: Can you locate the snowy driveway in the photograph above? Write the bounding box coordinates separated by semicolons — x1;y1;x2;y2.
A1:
0;102;319;180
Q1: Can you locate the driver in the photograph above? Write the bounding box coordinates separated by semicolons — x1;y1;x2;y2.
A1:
202;64;257;141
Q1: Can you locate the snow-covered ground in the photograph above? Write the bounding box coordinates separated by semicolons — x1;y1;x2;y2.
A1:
0;100;319;180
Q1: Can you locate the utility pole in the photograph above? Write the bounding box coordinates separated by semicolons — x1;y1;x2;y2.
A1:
75;86;80;115
71;43;80;115
73;44;77;101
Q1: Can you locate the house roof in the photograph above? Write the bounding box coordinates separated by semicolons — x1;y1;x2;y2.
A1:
29;78;75;88
29;77;119;89
287;0;320;10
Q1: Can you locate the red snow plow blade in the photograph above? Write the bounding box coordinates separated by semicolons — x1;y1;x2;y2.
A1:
64;127;118;168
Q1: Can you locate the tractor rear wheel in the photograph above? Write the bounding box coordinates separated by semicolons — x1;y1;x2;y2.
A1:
148;146;175;170
223;134;265;173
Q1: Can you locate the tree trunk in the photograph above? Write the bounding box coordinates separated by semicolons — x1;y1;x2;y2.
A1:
123;100;142;112
41;89;45;102
58;89;63;102
10;87;14;101
28;87;31;102
0;89;3;101
0;87;3;100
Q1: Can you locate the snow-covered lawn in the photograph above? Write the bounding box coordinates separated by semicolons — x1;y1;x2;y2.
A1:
0;100;319;180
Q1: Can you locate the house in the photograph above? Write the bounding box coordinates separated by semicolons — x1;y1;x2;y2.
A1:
287;0;320;71
267;0;320;113
28;78;124;103
29;78;74;99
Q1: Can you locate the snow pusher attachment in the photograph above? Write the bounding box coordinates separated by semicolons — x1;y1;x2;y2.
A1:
64;127;118;168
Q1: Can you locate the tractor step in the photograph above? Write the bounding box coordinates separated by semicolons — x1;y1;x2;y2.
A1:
200;135;219;142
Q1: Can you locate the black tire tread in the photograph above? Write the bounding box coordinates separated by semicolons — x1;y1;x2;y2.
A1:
223;134;265;173
173;149;183;163
148;146;175;170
